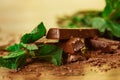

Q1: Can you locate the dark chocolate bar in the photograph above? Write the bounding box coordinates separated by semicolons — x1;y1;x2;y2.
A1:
46;28;99;40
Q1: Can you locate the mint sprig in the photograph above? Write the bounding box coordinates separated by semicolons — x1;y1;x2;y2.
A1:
21;22;46;43
0;22;63;69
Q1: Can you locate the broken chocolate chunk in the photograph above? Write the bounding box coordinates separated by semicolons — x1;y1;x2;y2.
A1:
89;37;120;53
46;28;99;40
61;38;84;54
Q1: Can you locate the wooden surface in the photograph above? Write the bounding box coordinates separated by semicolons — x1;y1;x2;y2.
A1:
0;63;120;80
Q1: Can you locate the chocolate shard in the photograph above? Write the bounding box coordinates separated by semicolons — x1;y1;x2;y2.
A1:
46;28;99;40
90;37;120;53
61;38;84;54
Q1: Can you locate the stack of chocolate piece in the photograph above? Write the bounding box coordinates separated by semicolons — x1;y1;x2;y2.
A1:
46;28;99;63
37;28;120;63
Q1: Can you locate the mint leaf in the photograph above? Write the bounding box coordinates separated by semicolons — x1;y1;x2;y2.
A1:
4;50;26;58
37;44;57;56
107;21;120;37
21;22;46;43
103;0;113;19
0;50;27;69
103;0;120;19
6;44;22;52
91;17;107;33
20;43;38;51
50;47;63;66
0;43;38;69
111;4;120;20
36;44;63;66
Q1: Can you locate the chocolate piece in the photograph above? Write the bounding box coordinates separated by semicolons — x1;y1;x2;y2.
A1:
46;28;99;40
61;38;84;54
90;38;120;53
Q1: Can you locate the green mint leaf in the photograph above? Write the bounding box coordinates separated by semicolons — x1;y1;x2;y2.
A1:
4;50;26;58
21;22;46;43
36;44;63;66
107;21;120;38
20;43;38;51
0;50;27;69
6;44;22;52
103;0;120;19
103;0;113;19
50;47;63;66
91;17;107;33
37;44;57;56
110;4;120;20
